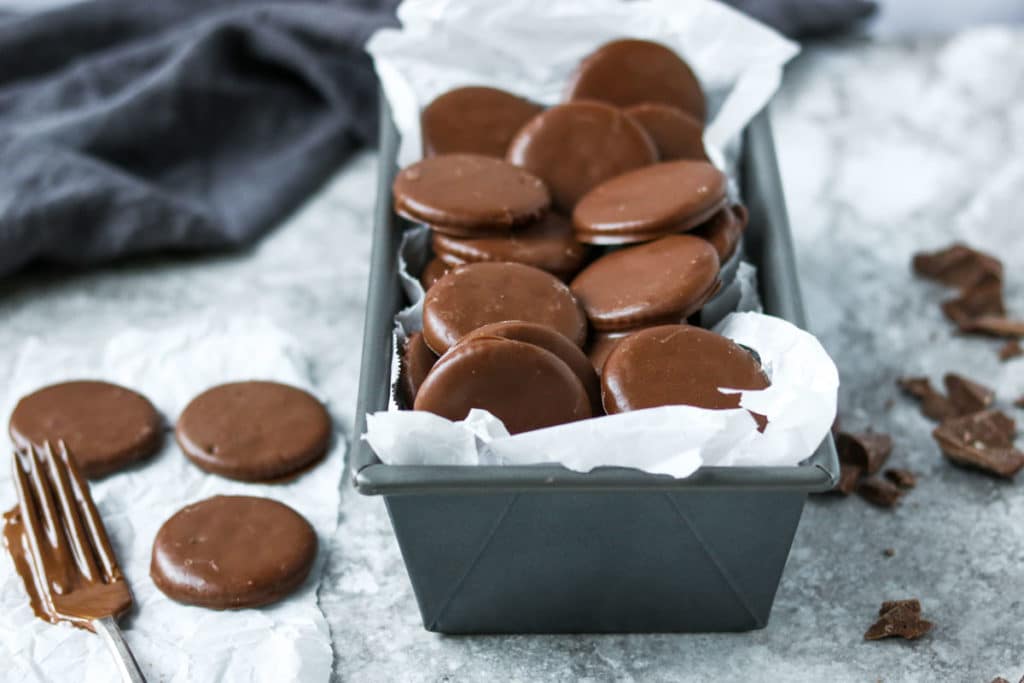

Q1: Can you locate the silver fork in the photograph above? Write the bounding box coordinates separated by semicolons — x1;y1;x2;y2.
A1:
8;441;145;682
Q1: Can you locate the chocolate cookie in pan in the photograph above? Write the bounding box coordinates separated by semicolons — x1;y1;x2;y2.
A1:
507;101;656;213
572;160;728;245
693;204;748;262
601;325;769;414
397;332;438;409
431;213;587;280
570;234;720;332
176;381;331;482
566;39;706;121
393;154;549;236
587;329;645;376
420;257;450;290
421;86;543;158
422;262;588;354
624;103;707;161
9;380;163;479
151;495;316;610
414;336;591;434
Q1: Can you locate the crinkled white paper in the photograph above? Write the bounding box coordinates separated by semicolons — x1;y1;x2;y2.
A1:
0;317;340;683
367;0;800;169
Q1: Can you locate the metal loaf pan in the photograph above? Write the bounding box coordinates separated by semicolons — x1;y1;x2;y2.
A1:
351;93;839;634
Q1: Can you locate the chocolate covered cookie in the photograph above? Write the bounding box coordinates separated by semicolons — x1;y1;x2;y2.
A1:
397;332;438;409
572;160;728;245
422;262;588;354
566;39;706;121
570;235;720;331
693;204;748;262
9;380;162;479
151;495;316;610
420;257;451;290
602;325;770;414
507;101;656;213
414;336;591;433
421;86;543;158
431;213;587;279
393;154;549;235
624;103;707;161
176;381;331;482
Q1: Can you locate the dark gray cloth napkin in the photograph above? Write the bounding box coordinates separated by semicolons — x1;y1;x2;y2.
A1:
0;0;870;278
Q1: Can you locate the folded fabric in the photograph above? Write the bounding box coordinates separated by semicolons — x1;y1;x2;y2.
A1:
0;0;397;277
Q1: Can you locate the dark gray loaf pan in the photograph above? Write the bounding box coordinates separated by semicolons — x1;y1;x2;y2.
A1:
351;93;840;634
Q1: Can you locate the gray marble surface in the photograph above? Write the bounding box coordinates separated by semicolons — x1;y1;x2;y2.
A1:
3;26;1024;682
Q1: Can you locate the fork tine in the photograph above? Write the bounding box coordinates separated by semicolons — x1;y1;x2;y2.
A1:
54;440;121;582
11;447;69;603
40;442;101;583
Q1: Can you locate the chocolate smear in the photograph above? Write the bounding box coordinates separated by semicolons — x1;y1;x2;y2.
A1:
884;468;917;489
932;410;1024;479
837;431;892;475
857;477;903;508
865;599;933;641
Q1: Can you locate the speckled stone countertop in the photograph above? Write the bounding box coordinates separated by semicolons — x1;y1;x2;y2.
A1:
2;26;1023;682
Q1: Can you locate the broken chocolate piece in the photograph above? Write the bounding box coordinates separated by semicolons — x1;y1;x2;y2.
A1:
833;462;863;496
837;431;892;475
961;316;1024;338
864;599;933;641
912;243;1002;290
998;340;1023;362
897;376;956;421
941;280;1005;329
944;373;995;415
884;468;917;489
857;477;903;507
933;410;1024;478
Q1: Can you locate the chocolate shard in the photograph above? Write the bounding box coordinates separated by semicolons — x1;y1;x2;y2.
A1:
998;340;1023;362
933;410;1024;479
884;468;917;489
832;462;863;496
912;243;1002;290
941;280;1006;329
943;373;995;415
865;599;933;641
837;431;892;475
857;477;903;507
961;316;1024;338
897;376;956;421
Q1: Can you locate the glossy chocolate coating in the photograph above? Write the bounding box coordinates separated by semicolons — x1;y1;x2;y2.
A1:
565;39;706;121
587;329;641;376
461;321;602;414
572;160;728;245
422;262;588;354
151;495;316;610
398;332;438;409
421;86;543;158
9;380;163;479
431;213;587;279
624;103;707;161
420;257;451;290
414;337;591;433
602;325;770;413
570;235;720;331
393;154;549;233
507;101;656;213
693;204;748;262
176;381;331;482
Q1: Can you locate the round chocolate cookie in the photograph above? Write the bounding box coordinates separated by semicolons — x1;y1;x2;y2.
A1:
693;204;748;262
566;39;706;121
572;160;728;245
431;213;587;279
624;103;707;161
9;380;162;479
151;495;316;610
461;321;601;414
587;329;640;376
176;381;331;482
421;86;543;158
393;154;549;235
602;325;770;413
507;101;656;213
570;235;720;332
414;337;591;433
398;332;438;409
422;262;588;354
420;257;451;290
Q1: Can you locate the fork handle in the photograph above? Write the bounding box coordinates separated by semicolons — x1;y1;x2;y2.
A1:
93;616;146;683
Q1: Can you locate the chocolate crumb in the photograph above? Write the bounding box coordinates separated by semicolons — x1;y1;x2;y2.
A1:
837;431;892;475
933;410;1024;479
897;377;956;421
999;340;1023;362
912;243;1002;290
857;477;903;507
943;373;995;415
833;462;863;496
962;316;1024;338
865;599;933;641
884;468;917;489
883;548;895;557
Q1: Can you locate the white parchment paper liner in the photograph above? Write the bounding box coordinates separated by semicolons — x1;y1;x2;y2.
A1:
0;317;339;683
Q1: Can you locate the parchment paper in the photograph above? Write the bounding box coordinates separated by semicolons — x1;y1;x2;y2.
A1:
0;316;340;683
